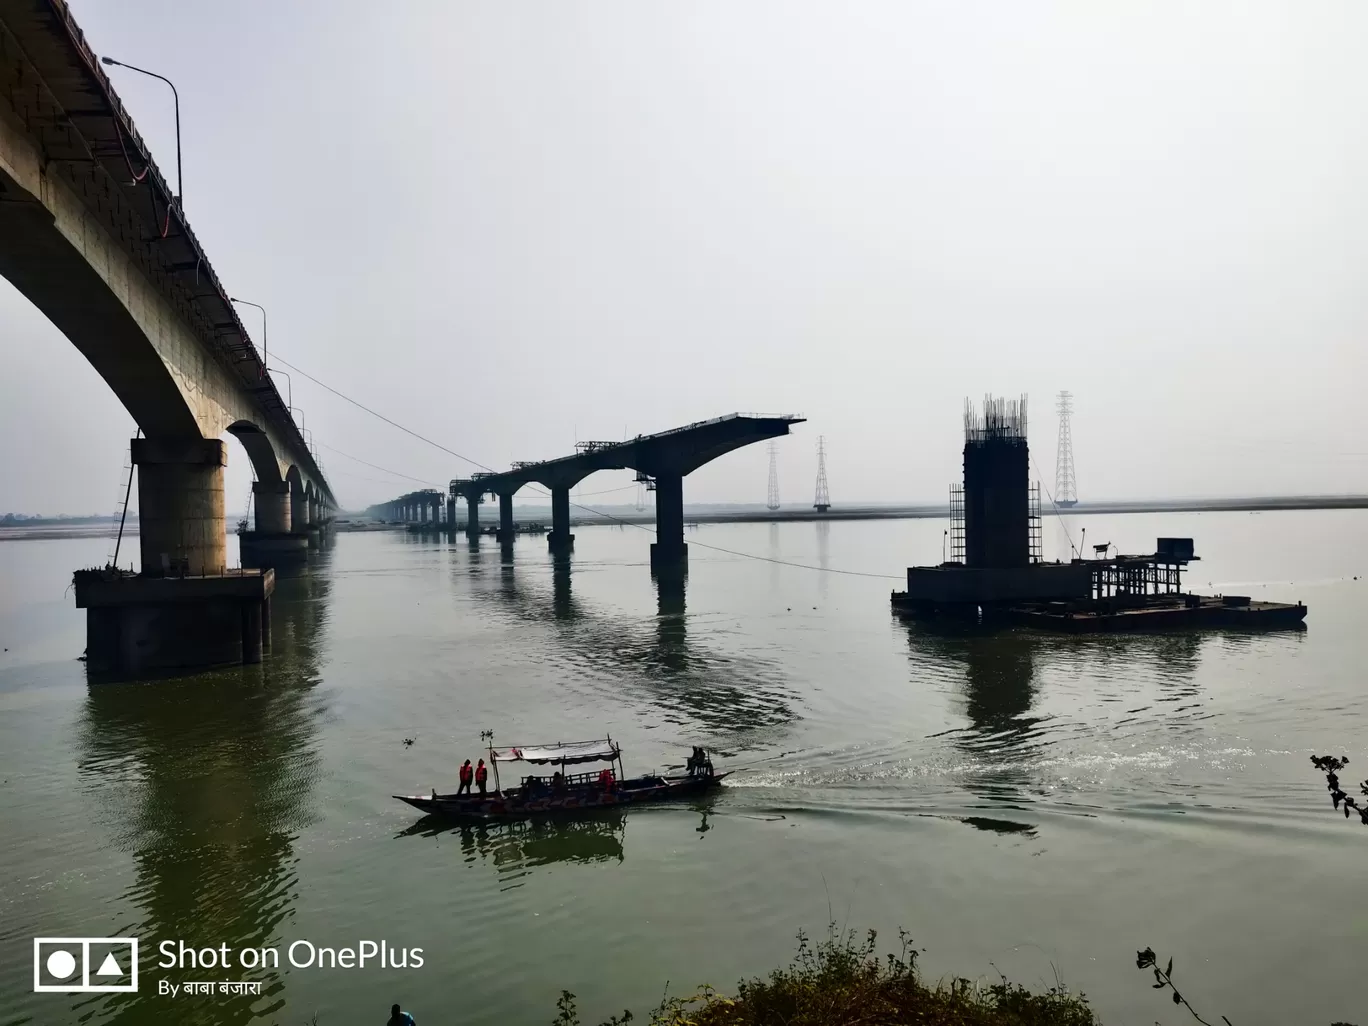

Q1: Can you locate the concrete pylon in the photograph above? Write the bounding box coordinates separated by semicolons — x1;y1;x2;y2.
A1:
291;486;309;533
497;492;515;543
649;471;687;573
465;494;481;539
549;485;574;553
132;437;227;576
253;481;292;534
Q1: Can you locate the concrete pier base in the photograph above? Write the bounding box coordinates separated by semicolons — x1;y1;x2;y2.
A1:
649;542;688;573
548;530;575;554
75;568;275;678
239;530;309;570
241;600;263;664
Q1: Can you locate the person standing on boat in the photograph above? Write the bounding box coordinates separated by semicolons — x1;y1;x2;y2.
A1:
457;760;473;795
598;767;616;792
387;1003;416;1025
475;758;489;795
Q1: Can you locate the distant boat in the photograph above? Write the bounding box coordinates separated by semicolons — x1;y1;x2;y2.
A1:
393;737;726;822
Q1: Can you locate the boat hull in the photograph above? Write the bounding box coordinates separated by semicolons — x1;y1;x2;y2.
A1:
394;773;729;822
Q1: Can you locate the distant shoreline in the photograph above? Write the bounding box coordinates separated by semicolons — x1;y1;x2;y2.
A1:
4;494;1365;541
0;524;128;541
590;494;1368;526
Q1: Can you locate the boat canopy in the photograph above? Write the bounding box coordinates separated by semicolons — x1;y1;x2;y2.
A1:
490;739;621;765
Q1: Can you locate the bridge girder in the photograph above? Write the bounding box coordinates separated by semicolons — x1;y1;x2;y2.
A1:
0;1;333;508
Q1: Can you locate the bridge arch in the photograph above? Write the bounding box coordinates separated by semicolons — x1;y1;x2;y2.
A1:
227;421;284;485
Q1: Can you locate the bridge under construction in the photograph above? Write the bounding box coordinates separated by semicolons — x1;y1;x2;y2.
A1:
375;413;803;572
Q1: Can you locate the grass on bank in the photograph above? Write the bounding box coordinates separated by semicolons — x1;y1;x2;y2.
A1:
553;926;1096;1026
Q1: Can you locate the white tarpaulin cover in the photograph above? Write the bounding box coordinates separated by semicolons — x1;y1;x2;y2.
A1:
491;739;620;765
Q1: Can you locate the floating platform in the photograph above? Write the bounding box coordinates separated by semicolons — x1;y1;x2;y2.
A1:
74;566;275;676
1009;594;1306;632
892;591;1307;633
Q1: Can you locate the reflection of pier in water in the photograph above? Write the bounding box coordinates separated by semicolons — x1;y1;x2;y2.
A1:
74;570;331;1024
467;548;795;736
902;622;1206;814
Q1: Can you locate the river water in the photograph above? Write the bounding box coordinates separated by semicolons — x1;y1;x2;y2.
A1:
1;511;1364;1025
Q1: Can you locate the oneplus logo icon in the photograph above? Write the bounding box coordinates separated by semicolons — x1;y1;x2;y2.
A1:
33;938;139;993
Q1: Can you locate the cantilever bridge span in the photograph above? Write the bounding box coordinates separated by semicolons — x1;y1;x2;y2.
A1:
382;414;805;571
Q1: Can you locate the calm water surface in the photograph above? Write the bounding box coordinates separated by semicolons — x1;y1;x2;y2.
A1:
1;512;1365;1025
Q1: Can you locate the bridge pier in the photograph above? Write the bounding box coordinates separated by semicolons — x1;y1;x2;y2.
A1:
133;438;228;575
75;437;273;678
240;481;308;570
548;486;574;554
497;492;516;543
465;494;482;539
649;471;688;573
304;496;322;548
254;481;292;533
291;486;320;549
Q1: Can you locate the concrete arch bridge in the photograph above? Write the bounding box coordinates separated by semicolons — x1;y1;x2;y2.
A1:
0;1;334;673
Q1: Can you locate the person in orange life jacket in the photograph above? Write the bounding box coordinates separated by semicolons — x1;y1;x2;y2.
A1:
475;759;489;794
598;767;615;792
457;760;473;795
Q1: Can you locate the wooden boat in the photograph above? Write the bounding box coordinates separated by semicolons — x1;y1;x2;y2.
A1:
393;737;727;822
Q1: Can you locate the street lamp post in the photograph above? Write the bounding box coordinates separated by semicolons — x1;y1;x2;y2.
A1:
268;368;292;408
228;297;267;373
99;56;181;205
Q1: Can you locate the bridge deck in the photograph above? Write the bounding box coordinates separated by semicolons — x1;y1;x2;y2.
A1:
450;413;805;496
0;0;327;500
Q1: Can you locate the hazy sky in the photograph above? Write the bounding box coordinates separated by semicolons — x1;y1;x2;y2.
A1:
4;1;1367;515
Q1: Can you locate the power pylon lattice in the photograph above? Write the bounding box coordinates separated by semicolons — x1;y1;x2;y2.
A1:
813;436;830;512
1055;391;1078;507
766;440;781;511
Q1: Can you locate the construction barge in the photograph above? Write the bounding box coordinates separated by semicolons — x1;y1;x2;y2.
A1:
891;396;1307;634
891;548;1308;632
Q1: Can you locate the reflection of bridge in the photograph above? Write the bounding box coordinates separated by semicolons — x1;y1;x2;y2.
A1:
0;3;335;673
377;414;804;572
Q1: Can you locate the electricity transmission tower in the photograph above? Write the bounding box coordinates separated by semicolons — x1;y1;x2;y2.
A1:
1055;391;1078;507
813;436;830;512
766;440;781;511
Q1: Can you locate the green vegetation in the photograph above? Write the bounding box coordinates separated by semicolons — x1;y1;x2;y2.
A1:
552;926;1096;1026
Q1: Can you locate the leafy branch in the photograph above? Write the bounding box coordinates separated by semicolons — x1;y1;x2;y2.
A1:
1135;948;1230;1026
1311;755;1368;825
